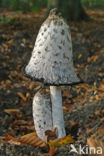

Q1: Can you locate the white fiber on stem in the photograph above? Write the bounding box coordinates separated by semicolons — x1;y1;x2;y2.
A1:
50;86;66;138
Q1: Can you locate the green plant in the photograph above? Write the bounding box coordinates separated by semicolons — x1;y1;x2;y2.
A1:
0;16;12;23
81;0;104;8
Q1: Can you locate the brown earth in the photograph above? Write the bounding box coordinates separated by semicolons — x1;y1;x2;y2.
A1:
0;9;104;156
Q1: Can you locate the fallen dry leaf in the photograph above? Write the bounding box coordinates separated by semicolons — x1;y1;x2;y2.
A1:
5;134;21;145
28;82;36;89
0;136;5;143
46;134;75;156
12;120;28;126
26;92;31;99
78;53;83;59
17;92;26;101
63;103;73;112
19;132;46;148
45;89;50;93
49;134;75;147
63;90;71;97
93;55;99;62
4;109;23;118
46;146;56;156
34;85;42;91
87;127;104;156
87;57;92;63
98;80;104;91
20;99;28;106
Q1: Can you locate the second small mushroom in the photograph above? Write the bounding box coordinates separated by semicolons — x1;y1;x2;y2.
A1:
25;8;80;140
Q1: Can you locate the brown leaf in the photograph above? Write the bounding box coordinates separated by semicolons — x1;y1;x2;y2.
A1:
99;80;104;91
17;92;26;101
95;110;100;116
78;54;82;59
12;120;27;126
34;85;42;91
69;120;78;128
87;127;104;156
46;146;56;156
19;132;46;148
87;57;92;63
63;103;73;112
87;55;99;63
29;82;35;89
47;133;75;156
5;134;21;145
45;89;50;93
26;92;31;99
8;127;16;136
20;99;28;106
93;55;99;62
63;99;71;104
63;90;71;97
4;109;23;118
0;136;5;143
98;88;104;92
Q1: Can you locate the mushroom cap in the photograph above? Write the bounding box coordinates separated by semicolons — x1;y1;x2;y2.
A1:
25;8;80;85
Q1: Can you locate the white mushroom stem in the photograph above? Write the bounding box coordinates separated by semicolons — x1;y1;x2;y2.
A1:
50;86;66;138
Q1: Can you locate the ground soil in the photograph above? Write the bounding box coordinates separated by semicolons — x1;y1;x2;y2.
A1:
0;9;104;156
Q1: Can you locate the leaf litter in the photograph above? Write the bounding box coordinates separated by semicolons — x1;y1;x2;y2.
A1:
0;8;104;156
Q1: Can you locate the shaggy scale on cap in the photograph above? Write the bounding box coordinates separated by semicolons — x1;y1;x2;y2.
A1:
25;8;80;85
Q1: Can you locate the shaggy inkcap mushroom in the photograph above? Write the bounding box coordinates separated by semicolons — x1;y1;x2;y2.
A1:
33;89;53;141
25;8;81;140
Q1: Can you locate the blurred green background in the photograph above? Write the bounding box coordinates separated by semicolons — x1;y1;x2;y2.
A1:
0;0;104;12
